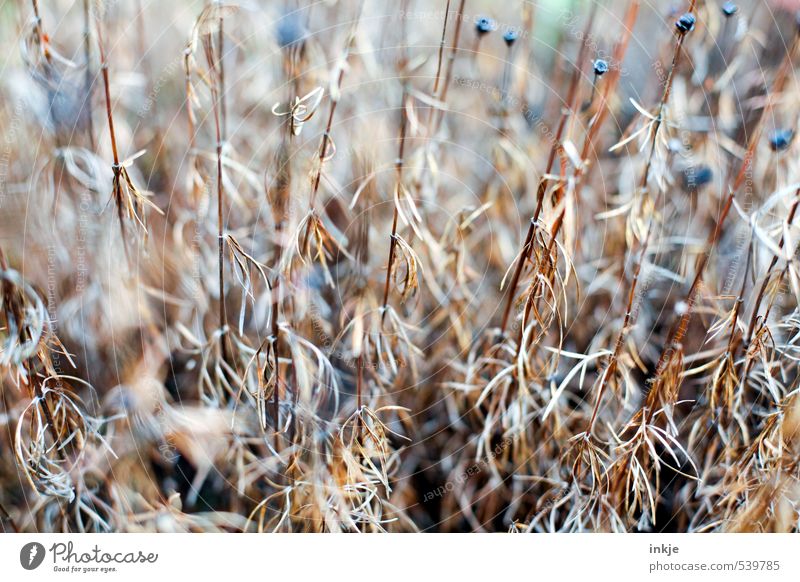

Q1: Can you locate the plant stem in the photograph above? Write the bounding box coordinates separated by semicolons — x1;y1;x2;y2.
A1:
30;0;51;63
95;14;131;264
425;0;451;133
83;0;95;150
744;187;800;345
737;188;800;390
430;0;466;136
202;23;229;348
381;88;409;324
356;353;364;440
183;47;198;167
306;0;364;214
432;0;451;99
218;11;227;141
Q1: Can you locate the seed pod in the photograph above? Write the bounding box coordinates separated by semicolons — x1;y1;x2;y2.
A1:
475;16;494;35
276;12;308;49
593;59;609;76
769;128;794;152
675;12;696;34
503;29;519;46
682;165;714;191
721;2;738;17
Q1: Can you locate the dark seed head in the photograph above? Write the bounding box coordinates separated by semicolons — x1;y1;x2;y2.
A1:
593;59;609;76
276;13;308;49
682;165;714;191
769;129;794;152
475;16;494;35
503;29;519;46
721;2;738;17
675;12;696;34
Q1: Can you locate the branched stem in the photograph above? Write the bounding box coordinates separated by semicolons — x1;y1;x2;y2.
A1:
584;1;694;432
498;3;597;337
649;31;800;387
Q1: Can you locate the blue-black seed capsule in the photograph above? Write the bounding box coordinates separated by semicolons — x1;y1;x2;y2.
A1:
683;165;714;191
475;16;494;35
675;12;696;34
721;2;738;17
503;29;519;46
593;59;609;76
769;129;794;152
276;14;308;49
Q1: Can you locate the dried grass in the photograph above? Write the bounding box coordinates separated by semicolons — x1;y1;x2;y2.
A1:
2;0;800;533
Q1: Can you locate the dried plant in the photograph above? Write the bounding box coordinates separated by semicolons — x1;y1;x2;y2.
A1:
3;0;800;534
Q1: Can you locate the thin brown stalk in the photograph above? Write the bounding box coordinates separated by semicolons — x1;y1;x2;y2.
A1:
218;12;227;141
430;0;467;135
355;353;364;440
306;0;365;213
183;48;198;173
381;87;409;324
202;25;229;339
83;0;95;149
95;16;131;263
425;0;451;133
744;187;800;346
738;188;800;391
431;0;451;99
30;0;51;63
